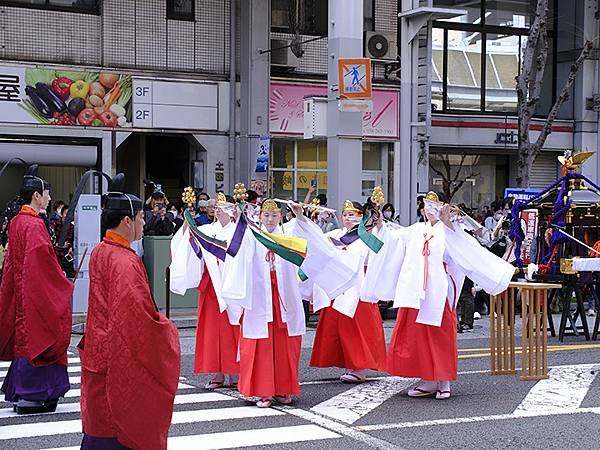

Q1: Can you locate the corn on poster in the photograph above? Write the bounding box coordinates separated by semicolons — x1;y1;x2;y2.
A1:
0;66;132;128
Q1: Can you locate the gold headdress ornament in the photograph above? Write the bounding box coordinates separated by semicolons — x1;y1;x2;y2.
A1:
370;186;385;207
260;198;281;213
216;192;228;204
342;200;362;213
233;182;248;203
182;186;196;210
425;191;443;204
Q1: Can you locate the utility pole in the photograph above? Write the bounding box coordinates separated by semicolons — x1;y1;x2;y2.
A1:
327;0;364;211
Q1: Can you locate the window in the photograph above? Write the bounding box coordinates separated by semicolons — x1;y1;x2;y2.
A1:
270;139;328;201
0;0;100;13
167;0;194;21
272;0;327;36
432;0;553;114
364;0;375;32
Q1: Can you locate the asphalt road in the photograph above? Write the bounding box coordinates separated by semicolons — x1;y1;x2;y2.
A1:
2;313;600;449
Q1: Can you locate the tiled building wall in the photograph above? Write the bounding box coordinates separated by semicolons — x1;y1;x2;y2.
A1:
0;0;232;76
0;0;397;79
272;0;398;79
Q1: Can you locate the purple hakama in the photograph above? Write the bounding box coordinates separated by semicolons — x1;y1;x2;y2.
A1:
1;357;70;402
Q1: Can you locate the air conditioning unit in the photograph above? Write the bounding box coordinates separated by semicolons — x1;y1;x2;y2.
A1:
364;32;397;60
270;39;299;69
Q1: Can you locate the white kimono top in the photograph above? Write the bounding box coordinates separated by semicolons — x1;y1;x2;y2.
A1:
363;221;514;327
220;224;306;339
169;220;241;324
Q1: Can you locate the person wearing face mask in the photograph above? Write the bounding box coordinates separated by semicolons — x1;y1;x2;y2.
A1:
363;192;513;399
309;200;387;384
0;165;74;415
220;199;306;408
484;203;503;232
381;203;397;223
79;174;180;450
170;193;240;391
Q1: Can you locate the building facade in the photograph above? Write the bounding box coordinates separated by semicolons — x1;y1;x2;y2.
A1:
0;0;598;224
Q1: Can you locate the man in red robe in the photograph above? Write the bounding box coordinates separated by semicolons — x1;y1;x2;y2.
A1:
0;165;73;414
79;174;181;450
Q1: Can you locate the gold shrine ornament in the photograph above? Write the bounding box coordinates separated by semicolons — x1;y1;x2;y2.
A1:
233;182;248;203
370;186;385;207
558;150;595;172
182;186;196;209
342;200;362;213
260;199;281;213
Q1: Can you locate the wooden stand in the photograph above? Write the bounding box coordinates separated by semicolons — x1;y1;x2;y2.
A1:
490;282;561;380
490;288;516;375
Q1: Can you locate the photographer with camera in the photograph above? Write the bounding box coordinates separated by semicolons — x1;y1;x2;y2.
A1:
144;190;175;237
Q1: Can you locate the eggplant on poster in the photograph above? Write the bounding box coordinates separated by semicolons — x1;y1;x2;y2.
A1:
0;66;132;128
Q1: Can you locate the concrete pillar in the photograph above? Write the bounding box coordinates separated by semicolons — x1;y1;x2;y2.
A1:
397;0;421;226
327;0;364;211
581;0;600;182
239;0;270;186
575;0;598;183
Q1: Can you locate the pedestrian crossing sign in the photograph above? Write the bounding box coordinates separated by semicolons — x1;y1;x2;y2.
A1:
338;58;372;99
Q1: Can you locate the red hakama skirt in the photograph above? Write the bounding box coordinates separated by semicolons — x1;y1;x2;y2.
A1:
238;271;302;398
194;270;240;375
310;301;386;371
387;302;458;381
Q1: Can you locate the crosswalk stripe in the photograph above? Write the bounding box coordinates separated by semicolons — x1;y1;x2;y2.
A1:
357;407;600;431
311;376;417;424
0;406;282;440
0;365;81;379
0;358;80;370
0;403;81;419
0;392;236;419
167;424;340;449
515;363;600;415
43;424;341;450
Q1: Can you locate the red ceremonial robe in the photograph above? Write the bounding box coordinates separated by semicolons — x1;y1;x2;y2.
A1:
238;270;302;398
0;206;73;366
310;301;387;371
195;269;239;374
80;231;181;450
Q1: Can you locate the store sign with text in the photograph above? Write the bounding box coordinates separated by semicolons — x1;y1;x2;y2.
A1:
270;83;399;139
0;66;132;128
132;79;218;130
520;209;539;265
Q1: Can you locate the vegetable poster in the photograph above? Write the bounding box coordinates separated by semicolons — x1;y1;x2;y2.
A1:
0;66;132;128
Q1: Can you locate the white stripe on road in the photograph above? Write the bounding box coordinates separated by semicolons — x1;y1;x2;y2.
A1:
50;375;194;390
0;358;80;369
0;365;81;379
0;406;282;440
357;407;600;431
310;376;417;424
0;392;236;419
43;425;340;450
167;424;339;449
0;402;81;419
515;364;600;414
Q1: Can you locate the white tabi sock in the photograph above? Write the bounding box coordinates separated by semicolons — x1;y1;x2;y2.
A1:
416;380;438;392
438;380;451;392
